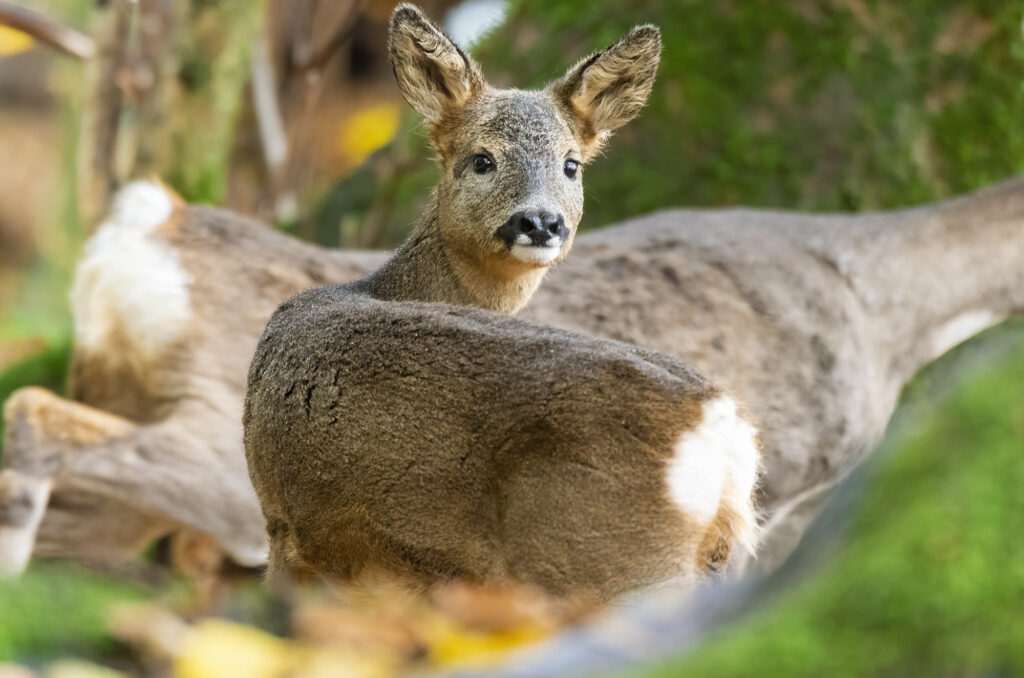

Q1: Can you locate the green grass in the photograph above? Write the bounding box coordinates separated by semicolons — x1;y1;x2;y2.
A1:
620;331;1024;678
0;564;145;664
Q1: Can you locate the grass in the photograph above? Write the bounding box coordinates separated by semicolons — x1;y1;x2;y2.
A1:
0;564;145;665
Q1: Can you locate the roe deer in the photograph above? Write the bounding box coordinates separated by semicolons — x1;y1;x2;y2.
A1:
242;4;760;599
4;13;1022;591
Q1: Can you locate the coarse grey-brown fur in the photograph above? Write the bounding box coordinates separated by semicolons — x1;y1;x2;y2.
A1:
242;5;754;599
4;173;1023;588
245;289;721;598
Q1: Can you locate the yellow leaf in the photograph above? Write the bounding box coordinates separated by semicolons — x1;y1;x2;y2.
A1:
291;649;396;678
337;104;401;166
45;661;126;678
173;619;396;678
421;615;551;670
0;26;33;57
174;620;291;678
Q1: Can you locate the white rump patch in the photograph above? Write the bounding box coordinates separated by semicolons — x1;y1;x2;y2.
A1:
666;396;760;554
71;181;192;363
510;240;562;265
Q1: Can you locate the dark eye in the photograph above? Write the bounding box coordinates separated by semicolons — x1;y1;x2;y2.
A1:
564;159;580;179
472;154;494;174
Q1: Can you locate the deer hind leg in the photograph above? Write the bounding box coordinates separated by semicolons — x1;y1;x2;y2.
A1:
264;517;319;595
666;396;761;574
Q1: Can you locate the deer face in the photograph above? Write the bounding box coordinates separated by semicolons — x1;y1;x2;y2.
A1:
389;3;661;272
437;90;582;268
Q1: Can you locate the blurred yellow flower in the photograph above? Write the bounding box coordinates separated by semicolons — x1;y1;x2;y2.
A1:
337;104;401;165
0;26;33;56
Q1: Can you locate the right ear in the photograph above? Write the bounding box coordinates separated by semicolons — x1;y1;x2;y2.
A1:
388;3;485;124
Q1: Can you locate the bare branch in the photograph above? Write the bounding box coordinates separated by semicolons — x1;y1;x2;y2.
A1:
251;33;289;178
0;0;95;59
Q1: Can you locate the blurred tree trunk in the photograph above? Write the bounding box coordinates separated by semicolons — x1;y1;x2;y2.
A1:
79;0;266;226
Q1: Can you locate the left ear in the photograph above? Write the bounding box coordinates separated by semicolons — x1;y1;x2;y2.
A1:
549;25;662;160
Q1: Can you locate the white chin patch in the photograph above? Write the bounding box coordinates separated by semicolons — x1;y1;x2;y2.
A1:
510;242;561;265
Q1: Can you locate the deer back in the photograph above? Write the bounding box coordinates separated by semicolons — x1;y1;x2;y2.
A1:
243;285;759;598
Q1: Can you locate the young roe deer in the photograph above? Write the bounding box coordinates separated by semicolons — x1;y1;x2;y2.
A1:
242;4;760;599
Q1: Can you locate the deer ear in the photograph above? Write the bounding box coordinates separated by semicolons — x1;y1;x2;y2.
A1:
550;25;662;157
388;3;485;123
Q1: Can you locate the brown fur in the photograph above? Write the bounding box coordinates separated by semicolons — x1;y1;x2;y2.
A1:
243;5;753;600
245;290;732;599
550;25;662;160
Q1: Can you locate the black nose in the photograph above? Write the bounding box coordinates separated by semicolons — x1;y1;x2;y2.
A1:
498;210;568;247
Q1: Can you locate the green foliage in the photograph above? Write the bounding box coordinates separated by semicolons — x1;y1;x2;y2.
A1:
165;0;268;204
479;0;1024;229
0;564;143;664
620;331;1024;678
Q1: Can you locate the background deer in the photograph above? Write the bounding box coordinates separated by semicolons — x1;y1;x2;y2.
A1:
1;16;1022;594
242;4;759;599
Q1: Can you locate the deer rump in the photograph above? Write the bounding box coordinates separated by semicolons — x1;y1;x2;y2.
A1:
243;285;759;599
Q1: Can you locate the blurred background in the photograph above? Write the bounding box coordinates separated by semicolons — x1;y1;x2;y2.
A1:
0;0;1023;676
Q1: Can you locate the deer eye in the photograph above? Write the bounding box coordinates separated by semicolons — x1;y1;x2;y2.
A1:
564;159;579;179
472;154;494;174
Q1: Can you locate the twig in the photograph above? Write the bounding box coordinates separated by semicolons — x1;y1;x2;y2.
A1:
291;0;365;74
0;0;95;59
251;33;289;177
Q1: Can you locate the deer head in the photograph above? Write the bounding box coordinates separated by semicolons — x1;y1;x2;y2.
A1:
383;4;661;310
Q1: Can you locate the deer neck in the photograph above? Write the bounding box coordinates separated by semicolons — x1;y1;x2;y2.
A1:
359;201;548;314
836;176;1024;388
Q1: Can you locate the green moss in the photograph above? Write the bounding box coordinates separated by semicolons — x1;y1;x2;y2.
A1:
0;564;144;664
618;332;1024;678
483;0;1024;229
